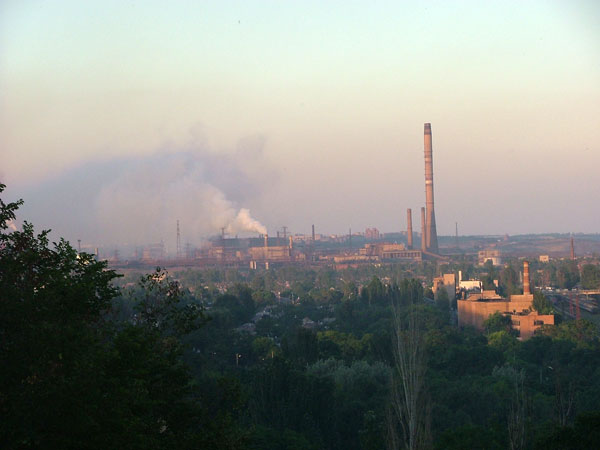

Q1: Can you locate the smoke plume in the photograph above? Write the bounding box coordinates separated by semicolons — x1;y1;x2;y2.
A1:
16;140;273;254
226;208;267;236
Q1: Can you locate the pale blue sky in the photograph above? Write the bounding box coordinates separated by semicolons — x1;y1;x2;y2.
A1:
1;1;599;245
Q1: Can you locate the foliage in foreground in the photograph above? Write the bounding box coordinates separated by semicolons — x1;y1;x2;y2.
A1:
0;184;243;450
3;184;600;450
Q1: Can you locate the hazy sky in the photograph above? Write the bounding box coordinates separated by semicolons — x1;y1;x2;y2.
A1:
1;1;599;248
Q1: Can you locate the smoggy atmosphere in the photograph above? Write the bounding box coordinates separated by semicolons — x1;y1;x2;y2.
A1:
1;1;599;249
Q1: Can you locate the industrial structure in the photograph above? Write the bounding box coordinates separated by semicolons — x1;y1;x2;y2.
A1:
420;207;427;253
406;208;413;249
423;123;439;253
405;123;441;257
108;124;443;268
478;249;502;266
457;261;555;339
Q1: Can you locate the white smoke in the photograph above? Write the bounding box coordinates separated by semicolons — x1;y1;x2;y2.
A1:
226;208;267;235
94;150;268;247
14;137;275;253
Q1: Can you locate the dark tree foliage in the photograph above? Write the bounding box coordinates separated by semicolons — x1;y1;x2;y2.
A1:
484;311;514;335
532;291;554;314
499;264;520;296
0;185;243;450
533;411;600;450
581;264;600;290
4;185;600;450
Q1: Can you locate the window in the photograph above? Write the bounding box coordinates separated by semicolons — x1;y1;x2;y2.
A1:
534;320;544;326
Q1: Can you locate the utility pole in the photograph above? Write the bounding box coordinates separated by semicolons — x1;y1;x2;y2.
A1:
349;228;352;251
176;220;181;259
455;222;459;249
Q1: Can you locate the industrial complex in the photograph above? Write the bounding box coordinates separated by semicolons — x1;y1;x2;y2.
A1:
90;124;600;340
105;123;443;268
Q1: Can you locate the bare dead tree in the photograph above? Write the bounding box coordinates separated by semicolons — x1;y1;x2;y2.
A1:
388;305;431;450
555;374;575;427
508;368;527;450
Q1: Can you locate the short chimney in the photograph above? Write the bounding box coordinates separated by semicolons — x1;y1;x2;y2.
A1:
523;261;531;295
407;208;413;249
420;207;427;253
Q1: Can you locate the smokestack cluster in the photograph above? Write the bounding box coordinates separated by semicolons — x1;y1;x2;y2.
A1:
523;261;531;295
406;208;413;249
424;123;439;253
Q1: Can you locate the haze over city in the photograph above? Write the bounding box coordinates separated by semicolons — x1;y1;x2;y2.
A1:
1;1;599;249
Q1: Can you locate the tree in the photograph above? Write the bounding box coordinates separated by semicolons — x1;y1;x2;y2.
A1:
388;304;431;450
554;261;579;289
484;312;513;335
0;185;241;449
0;185;120;448
507;368;527;450
581;264;600;290
434;288;449;312
532;291;554;314
500;264;520;296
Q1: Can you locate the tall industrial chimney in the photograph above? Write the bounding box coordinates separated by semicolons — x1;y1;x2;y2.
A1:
424;123;439;253
312;224;315;242
406;208;413;249
420;207;427;253
570;236;575;260
523;261;531;295
264;234;268;248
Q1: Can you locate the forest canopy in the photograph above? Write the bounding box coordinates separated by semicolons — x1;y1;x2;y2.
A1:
2;184;600;450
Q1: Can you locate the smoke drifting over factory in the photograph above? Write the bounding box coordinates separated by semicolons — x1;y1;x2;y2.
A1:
102;123;445;265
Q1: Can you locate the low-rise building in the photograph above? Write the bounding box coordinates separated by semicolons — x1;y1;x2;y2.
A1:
478;248;502;266
457;261;554;339
433;273;457;301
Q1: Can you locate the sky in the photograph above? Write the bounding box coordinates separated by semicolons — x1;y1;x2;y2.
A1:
1;1;599;251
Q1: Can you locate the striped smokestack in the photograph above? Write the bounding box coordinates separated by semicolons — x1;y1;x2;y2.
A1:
421;207;427;253
523;261;531;295
424;123;439;253
570;236;575;260
406;208;413;249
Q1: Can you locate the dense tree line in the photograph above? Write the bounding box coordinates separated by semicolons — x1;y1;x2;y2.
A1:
2;185;600;449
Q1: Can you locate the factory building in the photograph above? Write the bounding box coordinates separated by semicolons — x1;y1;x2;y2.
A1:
458;270;483;292
365;228;381;240
478;249;502;266
432;273;457;300
248;235;294;263
360;243;422;261
457;261;554;339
